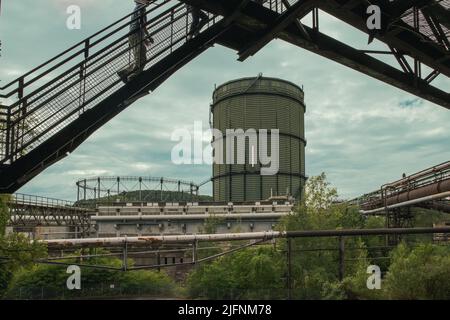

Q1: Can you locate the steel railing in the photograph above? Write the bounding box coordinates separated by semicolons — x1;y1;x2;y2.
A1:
352;161;450;209
0;0;216;164
0;0;290;165
9;193;79;209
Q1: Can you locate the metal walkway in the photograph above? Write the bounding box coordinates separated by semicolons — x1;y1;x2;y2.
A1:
6;193;94;236
355;160;450;214
0;0;225;193
1;0;449;193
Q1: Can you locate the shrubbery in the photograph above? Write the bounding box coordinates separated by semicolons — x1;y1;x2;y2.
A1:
383;243;450;299
4;255;175;299
0;195;47;297
186;173;450;300
186;246;285;299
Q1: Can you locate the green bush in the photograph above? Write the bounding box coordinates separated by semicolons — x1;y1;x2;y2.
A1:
184;174;450;300
186;246;285;300
4;255;175;299
384;243;450;299
0;195;47;297
121;270;175;296
0;195;10;236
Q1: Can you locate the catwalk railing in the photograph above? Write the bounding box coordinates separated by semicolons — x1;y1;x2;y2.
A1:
0;0;216;165
6;193;93;229
0;0;293;166
351;161;450;212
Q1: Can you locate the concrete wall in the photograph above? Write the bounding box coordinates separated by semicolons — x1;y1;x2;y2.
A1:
95;218;278;237
93;203;293;237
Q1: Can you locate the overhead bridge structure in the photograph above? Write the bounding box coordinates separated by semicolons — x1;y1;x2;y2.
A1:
1;0;449;193
353;161;450;238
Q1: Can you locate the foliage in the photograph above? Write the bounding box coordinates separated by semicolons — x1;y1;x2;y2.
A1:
304;172;338;210
383;243;450;299
277;173;370;299
4;253;175;299
0;195;47;297
0;194;11;236
186;173;369;299
186;246;285;300
340;242;384;300
186;173;450;300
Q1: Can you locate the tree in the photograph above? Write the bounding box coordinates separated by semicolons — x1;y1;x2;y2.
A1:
186;246;284;299
0;195;47;297
383;243;450;299
0;194;10;236
185;173;450;300
277;173;369;299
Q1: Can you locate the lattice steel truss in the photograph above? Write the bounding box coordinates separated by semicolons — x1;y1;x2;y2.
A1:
7;193;94;236
76;176;200;204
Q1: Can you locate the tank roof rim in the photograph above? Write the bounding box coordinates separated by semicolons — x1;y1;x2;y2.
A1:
213;76;304;93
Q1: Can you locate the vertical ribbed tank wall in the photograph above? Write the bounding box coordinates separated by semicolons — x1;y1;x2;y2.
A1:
211;76;306;202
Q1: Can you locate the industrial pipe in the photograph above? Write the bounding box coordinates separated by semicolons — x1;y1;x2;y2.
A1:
44;231;282;248
42;227;450;248
364;177;450;210
360;190;450;215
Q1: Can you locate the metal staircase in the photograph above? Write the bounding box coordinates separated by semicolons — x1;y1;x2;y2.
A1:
0;0;229;193
1;0;448;193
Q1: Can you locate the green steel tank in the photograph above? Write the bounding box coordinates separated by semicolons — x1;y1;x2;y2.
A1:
211;76;306;202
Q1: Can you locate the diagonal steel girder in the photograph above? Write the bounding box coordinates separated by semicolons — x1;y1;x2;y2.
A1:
237;0;315;61
422;7;450;50
385;0;432;20
316;0;450;78
180;0;449;109
426;1;450;30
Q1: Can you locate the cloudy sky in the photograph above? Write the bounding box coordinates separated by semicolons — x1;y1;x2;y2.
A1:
0;0;449;201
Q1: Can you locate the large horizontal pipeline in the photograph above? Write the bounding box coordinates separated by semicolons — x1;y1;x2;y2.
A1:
362;178;450;210
360;191;450;215
92;212;290;221
42;227;450;248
